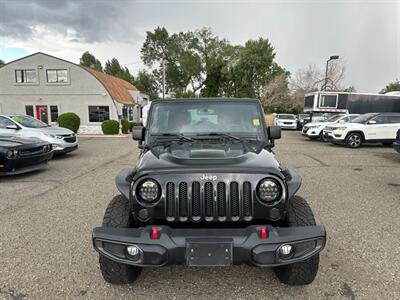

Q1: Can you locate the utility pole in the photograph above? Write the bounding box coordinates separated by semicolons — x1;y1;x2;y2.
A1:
161;57;166;99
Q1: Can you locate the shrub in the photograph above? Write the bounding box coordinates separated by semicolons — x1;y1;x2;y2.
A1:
121;119;131;134
58;112;80;133
101;120;120;135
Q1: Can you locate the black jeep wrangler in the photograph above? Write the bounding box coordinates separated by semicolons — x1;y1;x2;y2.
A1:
92;98;326;286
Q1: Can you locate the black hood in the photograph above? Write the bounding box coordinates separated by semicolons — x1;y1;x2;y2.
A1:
0;135;47;149
135;147;282;177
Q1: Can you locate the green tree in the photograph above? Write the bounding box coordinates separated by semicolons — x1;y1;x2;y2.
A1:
79;51;103;71
341;86;356;92
104;58;134;83
234;38;285;98
0;59;5;67
142;27;239;97
133;69;160;100
380;79;400;94
141;27;285;98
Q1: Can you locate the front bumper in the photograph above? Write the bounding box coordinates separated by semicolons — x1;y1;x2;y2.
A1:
322;130;345;144
0;151;53;176
278;123;297;130
92;225;326;267
53;144;78;154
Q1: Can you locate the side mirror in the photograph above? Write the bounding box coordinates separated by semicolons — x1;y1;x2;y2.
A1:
268;125;281;140
367;120;376;125
132;126;145;141
338;120;345;123
6;124;19;130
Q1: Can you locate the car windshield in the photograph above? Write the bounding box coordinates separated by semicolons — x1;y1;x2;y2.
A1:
351;113;378;123
148;101;265;139
10;115;48;128
325;114;344;122
278;114;295;119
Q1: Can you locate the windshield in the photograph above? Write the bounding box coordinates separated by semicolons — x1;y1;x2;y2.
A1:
278;114;295;119
148;101;265;139
325;114;344;122
10;115;48;128
351;113;378;123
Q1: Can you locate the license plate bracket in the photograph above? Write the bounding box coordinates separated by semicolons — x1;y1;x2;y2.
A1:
186;239;233;267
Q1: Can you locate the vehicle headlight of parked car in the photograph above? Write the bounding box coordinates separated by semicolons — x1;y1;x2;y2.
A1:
306;125;320;129
6;149;20;159
43;133;64;139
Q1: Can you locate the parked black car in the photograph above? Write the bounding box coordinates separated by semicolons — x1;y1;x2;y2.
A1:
0;135;53;176
297;114;310;130
92;98;326;286
394;129;400;153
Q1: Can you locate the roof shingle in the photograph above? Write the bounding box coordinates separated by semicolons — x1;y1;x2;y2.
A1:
84;67;138;105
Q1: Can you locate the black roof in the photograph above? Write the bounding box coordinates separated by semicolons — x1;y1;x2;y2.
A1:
151;98;260;103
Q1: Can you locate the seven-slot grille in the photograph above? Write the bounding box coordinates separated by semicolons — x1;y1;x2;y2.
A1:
165;181;253;222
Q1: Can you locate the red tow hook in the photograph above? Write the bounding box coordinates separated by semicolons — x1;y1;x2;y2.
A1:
259;226;268;239
151;226;159;239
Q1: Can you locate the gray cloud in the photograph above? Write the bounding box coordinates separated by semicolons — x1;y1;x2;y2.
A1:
0;0;140;42
0;0;398;92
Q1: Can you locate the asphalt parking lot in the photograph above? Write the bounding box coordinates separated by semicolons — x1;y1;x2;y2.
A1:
1;132;399;300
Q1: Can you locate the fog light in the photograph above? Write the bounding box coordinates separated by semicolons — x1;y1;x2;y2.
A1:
279;244;294;259
126;245;142;261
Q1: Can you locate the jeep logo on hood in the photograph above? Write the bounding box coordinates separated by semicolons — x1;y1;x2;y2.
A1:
200;174;218;181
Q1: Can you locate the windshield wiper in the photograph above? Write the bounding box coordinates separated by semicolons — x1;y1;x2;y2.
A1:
150;133;194;142
195;132;242;141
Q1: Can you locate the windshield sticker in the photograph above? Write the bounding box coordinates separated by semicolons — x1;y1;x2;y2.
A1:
252;119;260;126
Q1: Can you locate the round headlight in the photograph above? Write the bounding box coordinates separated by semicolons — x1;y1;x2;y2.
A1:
257;178;282;202
137;179;160;202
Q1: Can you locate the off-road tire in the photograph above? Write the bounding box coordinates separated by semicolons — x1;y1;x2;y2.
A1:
98;195;142;284
346;132;363;148
273;196;320;285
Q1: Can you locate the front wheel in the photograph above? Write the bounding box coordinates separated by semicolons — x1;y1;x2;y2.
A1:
346;132;363;148
319;131;326;142
98;195;142;284
273;196;320;285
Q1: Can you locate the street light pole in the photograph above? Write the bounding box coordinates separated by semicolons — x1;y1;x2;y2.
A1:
323;55;339;91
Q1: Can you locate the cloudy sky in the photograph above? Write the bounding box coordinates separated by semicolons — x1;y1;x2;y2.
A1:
0;0;399;92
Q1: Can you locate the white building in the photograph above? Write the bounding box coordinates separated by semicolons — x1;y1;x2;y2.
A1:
0;52;149;133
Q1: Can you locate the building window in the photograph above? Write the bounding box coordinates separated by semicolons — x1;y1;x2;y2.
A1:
46;69;68;83
25;105;34;117
15;69;37;83
50;106;59;122
88;106;110;122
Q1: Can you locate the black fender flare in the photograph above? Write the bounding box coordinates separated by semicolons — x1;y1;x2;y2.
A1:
284;168;302;199
115;168;135;200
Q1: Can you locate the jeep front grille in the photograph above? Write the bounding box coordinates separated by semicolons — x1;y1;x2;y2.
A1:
165;181;253;222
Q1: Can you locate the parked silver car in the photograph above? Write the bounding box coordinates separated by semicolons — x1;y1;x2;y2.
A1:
0;114;78;154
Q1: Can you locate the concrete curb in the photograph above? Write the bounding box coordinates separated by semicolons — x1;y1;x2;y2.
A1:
77;134;130;138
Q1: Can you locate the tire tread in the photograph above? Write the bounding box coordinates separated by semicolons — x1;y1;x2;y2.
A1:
274;196;320;285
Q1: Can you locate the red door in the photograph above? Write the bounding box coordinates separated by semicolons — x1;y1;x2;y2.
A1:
36;105;49;124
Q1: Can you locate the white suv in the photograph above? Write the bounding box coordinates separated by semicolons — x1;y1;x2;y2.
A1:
302;114;359;140
322;113;400;148
274;114;297;130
